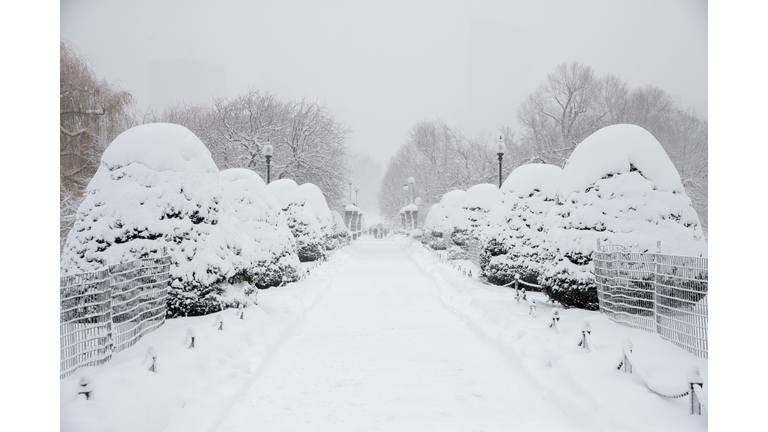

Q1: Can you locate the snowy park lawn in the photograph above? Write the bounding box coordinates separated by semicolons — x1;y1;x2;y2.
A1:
401;237;707;432
60;245;355;432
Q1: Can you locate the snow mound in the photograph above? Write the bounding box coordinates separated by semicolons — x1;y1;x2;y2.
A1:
500;163;562;199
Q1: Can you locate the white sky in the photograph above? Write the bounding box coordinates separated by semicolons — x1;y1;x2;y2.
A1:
60;0;707;166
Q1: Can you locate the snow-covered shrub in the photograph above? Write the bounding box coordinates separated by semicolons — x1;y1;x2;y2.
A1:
329;211;349;249
446;245;469;260
481;165;561;287
422;190;466;249
457;184;498;243
540;124;707;310
298;183;337;251
60;123;254;317
267;179;326;262
219;168;300;288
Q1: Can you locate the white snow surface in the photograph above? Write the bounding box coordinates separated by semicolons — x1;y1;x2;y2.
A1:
60;238;707;432
559;124;685;197
500;163;562;199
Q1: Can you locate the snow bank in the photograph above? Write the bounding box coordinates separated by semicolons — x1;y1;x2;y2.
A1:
482;165;562;286
60;123;254;317
60;246;355;432
540;124;707;309
219;168;300;288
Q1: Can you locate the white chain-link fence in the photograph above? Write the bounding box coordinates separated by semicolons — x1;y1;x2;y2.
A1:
60;252;171;379
594;244;708;358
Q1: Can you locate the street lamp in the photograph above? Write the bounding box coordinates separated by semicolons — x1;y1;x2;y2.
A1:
415;197;422;230
354;186;359;206
348;179;353;203
496;135;506;188
403;185;409;207
342;198;349;226
263;143;274;184
408;177;415;203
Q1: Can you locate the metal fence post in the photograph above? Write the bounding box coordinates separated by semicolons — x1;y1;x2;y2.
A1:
78;375;94;400
654;241;661;334
688;366;704;415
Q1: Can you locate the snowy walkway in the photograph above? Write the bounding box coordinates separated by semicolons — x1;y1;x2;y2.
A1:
215;238;585;432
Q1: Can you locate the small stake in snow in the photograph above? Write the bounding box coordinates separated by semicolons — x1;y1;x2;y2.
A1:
529;299;537;318
580;321;591;350
215;314;223;331
688;367;704;415
187;327;195;349
147;346;157;372
78;375;94;400
239;304;244;319
549;308;561;331
621;338;633;373
515;273;519;292
521;288;527;301
468;270;472;277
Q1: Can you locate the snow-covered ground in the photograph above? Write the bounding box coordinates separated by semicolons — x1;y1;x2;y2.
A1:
60;237;707;432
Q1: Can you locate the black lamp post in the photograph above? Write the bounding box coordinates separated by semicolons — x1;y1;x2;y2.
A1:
496;136;506;188
354;186;359;206
263;144;274;184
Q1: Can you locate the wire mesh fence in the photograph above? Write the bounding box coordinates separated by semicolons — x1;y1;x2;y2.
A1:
594;244;708;358
467;238;481;267
60;252;171;379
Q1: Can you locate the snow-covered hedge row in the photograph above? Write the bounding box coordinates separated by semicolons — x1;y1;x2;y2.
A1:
423;124;707;310
60;123;343;317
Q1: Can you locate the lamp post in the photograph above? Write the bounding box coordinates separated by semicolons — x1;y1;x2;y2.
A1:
341;198;349;227
408;177;415;204
263;143;274;184
348;180;353;203
354;186;359;206
403;185;409;207
496;135;506;188
415;197;422;230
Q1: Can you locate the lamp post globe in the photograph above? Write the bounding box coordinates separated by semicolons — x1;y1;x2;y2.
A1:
263;144;274;184
496;136;506;188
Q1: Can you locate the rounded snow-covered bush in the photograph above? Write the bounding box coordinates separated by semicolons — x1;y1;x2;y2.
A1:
422;190;466;249
60;123;253;317
219;168;300;288
456;183;498;244
267;179;326;262
481;164;561;287
540;124;708;310
298;183;336;251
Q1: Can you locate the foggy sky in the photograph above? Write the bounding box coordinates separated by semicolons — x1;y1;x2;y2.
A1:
60;0;707;166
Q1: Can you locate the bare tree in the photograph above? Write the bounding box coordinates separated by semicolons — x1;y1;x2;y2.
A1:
60;40;134;251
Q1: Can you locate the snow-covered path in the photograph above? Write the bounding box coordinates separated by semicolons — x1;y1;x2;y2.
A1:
215;238;585;432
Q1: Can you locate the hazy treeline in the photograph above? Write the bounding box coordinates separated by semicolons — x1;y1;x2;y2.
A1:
380;61;708;234
60;41;352;250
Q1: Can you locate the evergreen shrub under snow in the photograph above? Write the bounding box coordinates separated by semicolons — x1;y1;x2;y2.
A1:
60;123;255;317
422;190;466;251
481;164;561;287
539;124;707;310
219;168;300;288
267;179;326;262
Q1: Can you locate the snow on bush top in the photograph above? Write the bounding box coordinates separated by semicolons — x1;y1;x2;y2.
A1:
423;189;466;234
500;164;562;200
543;124;706;265
60;123;250;299
101;122;219;174
298;183;334;235
219;168;297;262
560;124;684;197
267;179;305;210
462;184;498;210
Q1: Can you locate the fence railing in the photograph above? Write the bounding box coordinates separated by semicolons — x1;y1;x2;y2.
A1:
60;252;171;379
593;243;708;358
467;238;481;267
